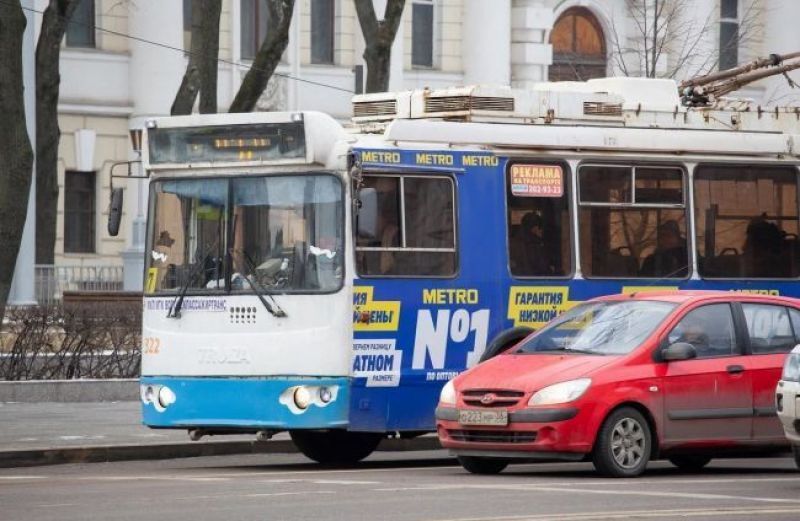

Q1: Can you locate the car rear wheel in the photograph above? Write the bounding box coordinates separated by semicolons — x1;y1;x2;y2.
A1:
290;430;383;465
592;407;652;478
457;456;509;475
668;455;712;471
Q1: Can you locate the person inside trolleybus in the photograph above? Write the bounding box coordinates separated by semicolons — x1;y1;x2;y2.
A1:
639;220;688;277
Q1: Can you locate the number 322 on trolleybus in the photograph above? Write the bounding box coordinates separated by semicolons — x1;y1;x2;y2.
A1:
125;78;800;464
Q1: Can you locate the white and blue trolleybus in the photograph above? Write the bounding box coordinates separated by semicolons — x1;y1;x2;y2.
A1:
132;77;800;463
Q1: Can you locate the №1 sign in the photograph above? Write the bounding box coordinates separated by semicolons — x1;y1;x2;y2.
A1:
510;164;564;197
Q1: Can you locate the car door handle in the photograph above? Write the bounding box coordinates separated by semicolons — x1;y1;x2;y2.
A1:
727;365;745;374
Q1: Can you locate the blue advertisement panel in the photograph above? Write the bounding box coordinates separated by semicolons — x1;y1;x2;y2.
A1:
349;147;800;433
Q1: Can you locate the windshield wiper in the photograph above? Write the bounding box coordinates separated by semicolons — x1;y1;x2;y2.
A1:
534;346;603;355
237;250;287;318
167;239;220;319
229;213;286;318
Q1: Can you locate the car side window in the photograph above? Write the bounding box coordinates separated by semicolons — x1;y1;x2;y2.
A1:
742;304;795;354
788;308;800;344
667;304;736;358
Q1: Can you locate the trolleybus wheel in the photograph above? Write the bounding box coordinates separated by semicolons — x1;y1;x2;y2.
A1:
479;326;533;363
290;430;383;465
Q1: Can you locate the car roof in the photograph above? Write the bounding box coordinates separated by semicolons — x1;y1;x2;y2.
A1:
595;290;800;306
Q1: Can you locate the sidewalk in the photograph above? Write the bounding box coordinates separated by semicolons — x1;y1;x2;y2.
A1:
0;401;440;468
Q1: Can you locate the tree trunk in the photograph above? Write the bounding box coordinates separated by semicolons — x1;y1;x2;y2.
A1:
354;0;405;93
0;1;35;321
35;0;80;265
171;0;222;115
229;0;295;113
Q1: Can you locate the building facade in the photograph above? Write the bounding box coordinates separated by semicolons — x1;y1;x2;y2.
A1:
38;0;800;295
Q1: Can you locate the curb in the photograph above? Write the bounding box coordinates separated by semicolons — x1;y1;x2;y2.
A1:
0;436;442;468
0;379;137;403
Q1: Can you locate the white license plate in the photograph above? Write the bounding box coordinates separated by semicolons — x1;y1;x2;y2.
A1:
458;409;508;426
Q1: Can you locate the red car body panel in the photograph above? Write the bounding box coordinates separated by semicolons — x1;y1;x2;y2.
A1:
436;292;797;460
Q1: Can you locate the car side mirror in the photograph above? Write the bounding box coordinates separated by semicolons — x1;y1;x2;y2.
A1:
107;187;124;237
662;342;697;362
357;187;378;239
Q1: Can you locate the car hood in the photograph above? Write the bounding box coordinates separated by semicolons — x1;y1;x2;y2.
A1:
456;353;618;394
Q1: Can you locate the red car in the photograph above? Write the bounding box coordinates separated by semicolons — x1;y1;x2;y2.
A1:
436;291;798;477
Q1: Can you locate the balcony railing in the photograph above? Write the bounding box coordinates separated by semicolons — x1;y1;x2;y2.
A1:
35;265;124;306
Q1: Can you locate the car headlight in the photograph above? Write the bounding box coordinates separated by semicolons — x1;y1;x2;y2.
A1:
528;378;591;406
439;380;456;405
783;353;800;382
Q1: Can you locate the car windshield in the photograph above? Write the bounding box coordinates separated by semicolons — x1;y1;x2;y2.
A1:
146;174;343;294
515;300;676;356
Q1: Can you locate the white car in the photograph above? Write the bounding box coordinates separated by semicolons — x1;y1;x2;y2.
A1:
777;345;800;469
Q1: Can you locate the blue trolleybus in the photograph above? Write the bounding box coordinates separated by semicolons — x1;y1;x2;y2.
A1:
133;78;800;463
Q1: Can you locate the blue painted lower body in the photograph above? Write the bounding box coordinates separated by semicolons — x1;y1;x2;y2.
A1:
140;376;350;430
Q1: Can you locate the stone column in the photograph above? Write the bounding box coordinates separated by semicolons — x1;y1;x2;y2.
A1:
9;0;37;306
126;3;183;291
510;0;554;88
463;0;511;86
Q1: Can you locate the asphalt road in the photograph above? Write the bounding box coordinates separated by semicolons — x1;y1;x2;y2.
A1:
1;450;799;521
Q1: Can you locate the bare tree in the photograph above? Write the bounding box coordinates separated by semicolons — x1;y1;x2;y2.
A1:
171;0;222;115
35;0;80;265
354;0;405;93
229;0;296;113
0;0;35;320
608;0;761;80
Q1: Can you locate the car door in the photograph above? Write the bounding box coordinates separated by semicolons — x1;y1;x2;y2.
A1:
740;302;796;441
660;303;753;444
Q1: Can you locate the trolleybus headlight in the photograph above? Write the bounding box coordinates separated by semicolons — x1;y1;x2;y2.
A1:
293;386;312;410
439;380;456;405
318;387;332;404
157;386;177;408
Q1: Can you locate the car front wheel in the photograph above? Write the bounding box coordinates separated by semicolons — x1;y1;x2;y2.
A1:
592;407;652;478
457;456;509;475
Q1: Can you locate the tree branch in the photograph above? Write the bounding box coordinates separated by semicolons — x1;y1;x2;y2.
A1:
229;0;295;113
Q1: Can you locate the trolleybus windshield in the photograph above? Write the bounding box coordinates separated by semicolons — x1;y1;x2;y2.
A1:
146;174;343;295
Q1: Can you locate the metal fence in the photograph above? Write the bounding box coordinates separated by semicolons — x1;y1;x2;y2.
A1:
35;265;124;306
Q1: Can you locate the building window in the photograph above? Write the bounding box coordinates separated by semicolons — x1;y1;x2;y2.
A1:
66;0;96;48
719;0;739;70
506;162;572;277
694;165;799;279
549;7;606;81
578;164;688;279
64;171;96;254
412;0;434;68
241;0;269;60
356;175;456;277
311;0;335;64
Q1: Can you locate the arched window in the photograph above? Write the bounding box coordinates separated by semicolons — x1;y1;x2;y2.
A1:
549;7;607;81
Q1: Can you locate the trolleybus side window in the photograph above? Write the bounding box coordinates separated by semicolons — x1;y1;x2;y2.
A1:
578;164;688;279
506;162;572;277
356;174;456;277
694;165;800;279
